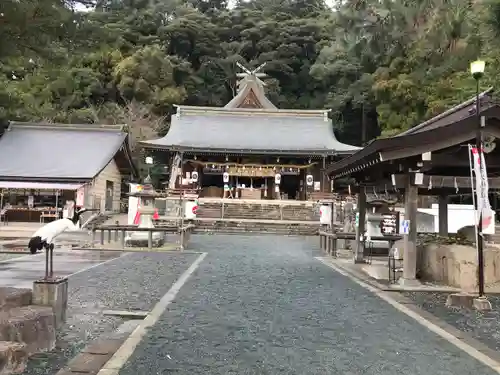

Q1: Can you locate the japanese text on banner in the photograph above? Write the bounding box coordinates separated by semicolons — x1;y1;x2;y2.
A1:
471;147;493;228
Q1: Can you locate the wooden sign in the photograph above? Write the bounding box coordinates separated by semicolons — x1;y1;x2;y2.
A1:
280;169;300;176
227;167;275;177
380;211;400;236
203;166;225;175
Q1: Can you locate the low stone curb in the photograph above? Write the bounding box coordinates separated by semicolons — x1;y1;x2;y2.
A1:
72;247;203;255
322;257;460;292
323;257;500;364
55;320;140;375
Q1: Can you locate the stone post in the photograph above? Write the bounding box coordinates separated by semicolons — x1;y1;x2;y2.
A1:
438;194;448;237
399;176;420;286
32;278;69;328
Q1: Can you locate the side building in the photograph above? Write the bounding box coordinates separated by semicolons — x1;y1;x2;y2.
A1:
142;64;359;201
0;122;137;222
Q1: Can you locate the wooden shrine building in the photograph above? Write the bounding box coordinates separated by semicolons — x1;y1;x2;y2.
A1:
142;63;359;200
325;88;500;285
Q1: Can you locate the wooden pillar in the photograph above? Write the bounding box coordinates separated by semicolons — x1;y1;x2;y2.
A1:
178;152;184;188
400;175;420;286
438;194;449;237
322;156;327;193
354;186;366;263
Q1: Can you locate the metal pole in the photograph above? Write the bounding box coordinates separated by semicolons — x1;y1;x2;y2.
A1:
468;145;479;245
475;78;485;297
49;247;54;279
45;249;49;280
55;190;59;219
0;191;3;225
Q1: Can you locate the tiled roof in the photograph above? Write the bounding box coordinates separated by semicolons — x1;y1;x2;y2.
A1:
0;122;131;180
142;108;360;155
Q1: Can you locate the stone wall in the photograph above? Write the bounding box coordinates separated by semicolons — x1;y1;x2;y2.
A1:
418;243;500;291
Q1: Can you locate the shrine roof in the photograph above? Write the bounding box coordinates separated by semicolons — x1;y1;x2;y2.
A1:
0;121;137;181
141;107;360;155
326;90;500;178
397;87;494;136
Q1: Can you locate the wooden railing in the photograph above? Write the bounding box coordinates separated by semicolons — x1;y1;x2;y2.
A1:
91;224;196;250
319;231;402;258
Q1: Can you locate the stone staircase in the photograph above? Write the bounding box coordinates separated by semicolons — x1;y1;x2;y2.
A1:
197;201;320;221
194;220;321;235
194;200;322;235
0;287;56;374
196;202;223;219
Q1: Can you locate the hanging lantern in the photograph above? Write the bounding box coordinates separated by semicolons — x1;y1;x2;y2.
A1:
306;174;314;186
275;173;282;185
191;171;199;182
223;172;229;183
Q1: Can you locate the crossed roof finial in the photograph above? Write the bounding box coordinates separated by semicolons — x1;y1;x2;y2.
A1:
236;62;267;89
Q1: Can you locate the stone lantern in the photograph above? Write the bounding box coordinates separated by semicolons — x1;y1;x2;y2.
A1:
126;175;164;247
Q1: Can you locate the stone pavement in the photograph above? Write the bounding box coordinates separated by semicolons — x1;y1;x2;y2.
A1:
0;249;121;289
24;252;199;375
404;291;500;352
116;235;499;375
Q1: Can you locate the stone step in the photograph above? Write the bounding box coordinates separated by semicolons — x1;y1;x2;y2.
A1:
0;288;32;312
194;223;319;235
195;229;318;235
0;306;56;355
197;204;319;221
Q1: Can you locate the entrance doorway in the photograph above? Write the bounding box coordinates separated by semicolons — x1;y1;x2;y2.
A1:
105;180;114;211
281;175;300;200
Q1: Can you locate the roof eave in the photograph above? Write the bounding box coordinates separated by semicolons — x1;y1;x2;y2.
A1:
0;176;94;182
141;143;349;156
8;121;127;133
398;87;494;136
326;108;500;177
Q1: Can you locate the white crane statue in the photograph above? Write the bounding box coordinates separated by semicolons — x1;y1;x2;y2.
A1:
28;207;97;254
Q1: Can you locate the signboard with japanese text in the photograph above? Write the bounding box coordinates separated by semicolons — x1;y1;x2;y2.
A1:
76;187;85;207
380;211;400;236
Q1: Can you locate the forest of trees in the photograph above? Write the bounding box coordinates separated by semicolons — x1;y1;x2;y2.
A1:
2;0;500;147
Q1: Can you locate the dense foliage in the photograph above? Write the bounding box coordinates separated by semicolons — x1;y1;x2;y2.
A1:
2;0;500;147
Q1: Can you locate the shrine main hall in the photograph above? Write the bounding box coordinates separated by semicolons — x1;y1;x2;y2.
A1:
141;64;359;200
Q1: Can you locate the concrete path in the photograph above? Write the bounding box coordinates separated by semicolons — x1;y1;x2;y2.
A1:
0;249;122;289
113;235;499;375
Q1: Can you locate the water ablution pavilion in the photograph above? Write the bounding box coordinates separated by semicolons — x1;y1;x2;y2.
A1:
326;66;500;308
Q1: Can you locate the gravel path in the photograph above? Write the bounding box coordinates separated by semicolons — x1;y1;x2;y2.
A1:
120;235;497;375
24;252;197;375
403;291;500;352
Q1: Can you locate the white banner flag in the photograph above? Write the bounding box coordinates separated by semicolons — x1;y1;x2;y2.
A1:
471;147;494;228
